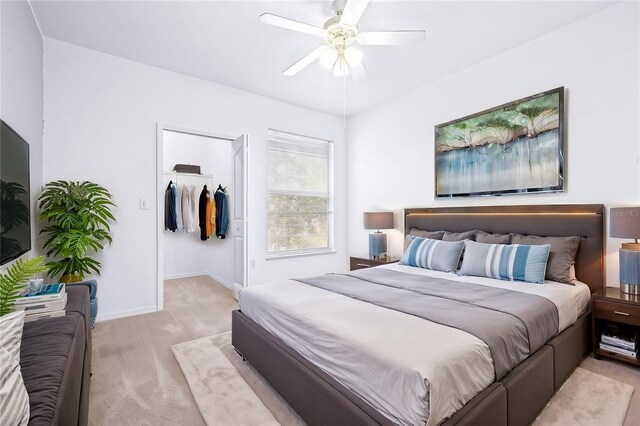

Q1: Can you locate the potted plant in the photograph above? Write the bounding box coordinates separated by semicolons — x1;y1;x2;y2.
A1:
39;181;115;282
0;256;47;316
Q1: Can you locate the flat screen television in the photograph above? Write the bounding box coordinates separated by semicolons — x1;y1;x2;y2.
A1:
1;120;31;264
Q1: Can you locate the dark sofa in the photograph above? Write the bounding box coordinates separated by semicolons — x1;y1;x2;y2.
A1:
20;285;92;426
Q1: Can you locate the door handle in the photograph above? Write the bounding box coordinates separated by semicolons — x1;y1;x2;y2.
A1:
356;263;371;268
614;311;630;316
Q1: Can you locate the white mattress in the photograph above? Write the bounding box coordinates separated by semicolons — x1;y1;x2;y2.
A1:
238;265;591;426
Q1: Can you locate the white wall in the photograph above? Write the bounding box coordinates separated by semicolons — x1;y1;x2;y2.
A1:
162;130;233;286
0;0;43;263
346;3;640;286
43;39;347;321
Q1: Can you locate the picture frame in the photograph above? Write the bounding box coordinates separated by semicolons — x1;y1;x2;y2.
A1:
434;87;565;198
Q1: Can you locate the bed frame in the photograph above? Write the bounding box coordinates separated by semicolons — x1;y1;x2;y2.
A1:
232;204;604;426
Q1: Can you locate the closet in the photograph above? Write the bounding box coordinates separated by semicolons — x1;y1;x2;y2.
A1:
162;130;233;289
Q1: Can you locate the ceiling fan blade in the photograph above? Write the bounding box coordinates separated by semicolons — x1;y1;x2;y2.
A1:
260;13;325;37
357;30;426;46
283;46;324;76
349;63;368;83
340;0;370;26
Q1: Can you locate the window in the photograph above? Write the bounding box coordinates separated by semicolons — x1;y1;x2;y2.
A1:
267;129;334;258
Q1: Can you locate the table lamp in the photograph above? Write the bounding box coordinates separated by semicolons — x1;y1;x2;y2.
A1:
610;207;640;295
363;212;394;260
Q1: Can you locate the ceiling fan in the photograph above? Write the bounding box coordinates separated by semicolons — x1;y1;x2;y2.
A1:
260;0;426;82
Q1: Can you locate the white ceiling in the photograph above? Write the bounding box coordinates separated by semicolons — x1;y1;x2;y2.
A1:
31;1;615;117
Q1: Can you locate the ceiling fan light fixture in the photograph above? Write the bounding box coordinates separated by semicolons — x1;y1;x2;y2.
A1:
344;46;363;67
319;46;339;69
332;57;349;76
261;0;425;83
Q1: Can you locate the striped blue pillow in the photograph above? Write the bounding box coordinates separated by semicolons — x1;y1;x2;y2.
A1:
400;237;465;273
459;240;551;284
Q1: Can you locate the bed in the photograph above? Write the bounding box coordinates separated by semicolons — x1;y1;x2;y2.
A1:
232;204;604;426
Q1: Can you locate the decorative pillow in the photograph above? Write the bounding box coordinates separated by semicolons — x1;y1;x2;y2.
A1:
443;230;477;242
0;347;30;426
0;310;26;361
400;237;465;273
404;229;445;251
459;240;551;284
476;231;511;245
510;234;580;284
409;229;445;240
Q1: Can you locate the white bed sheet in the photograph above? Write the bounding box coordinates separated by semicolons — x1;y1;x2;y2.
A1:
238;266;591;426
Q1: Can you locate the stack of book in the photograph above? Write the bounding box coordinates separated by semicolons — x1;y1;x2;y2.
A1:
15;283;67;322
600;330;638;359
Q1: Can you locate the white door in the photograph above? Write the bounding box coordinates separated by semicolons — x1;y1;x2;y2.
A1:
232;134;248;300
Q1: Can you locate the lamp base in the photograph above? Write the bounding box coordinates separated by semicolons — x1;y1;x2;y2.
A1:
619;248;640;294
620;283;640;295
369;232;387;260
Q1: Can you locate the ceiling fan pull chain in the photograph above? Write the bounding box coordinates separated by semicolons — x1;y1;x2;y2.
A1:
343;72;347;130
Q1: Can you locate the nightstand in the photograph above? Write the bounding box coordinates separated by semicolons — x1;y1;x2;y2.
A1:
592;287;640;367
350;255;400;271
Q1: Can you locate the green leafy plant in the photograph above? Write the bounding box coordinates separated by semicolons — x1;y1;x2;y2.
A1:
38;181;115;282
0;256;47;315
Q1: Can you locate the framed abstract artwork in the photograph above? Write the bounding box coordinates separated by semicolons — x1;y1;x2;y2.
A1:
435;87;564;198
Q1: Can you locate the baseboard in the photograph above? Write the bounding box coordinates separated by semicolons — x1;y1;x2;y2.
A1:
96;305;157;323
163;271;211;280
163;271;232;290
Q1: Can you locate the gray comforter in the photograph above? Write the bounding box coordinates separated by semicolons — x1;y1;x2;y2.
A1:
296;268;559;379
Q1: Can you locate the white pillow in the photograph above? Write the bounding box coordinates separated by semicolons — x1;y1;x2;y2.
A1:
0;346;30;426
0;310;26;361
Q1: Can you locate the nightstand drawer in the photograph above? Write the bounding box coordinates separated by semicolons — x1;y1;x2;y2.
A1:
350;259;377;270
594;299;640;326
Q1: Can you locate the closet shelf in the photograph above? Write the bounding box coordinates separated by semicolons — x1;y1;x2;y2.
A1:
163;171;214;180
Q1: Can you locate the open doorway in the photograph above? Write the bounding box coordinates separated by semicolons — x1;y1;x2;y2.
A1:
155;125;248;312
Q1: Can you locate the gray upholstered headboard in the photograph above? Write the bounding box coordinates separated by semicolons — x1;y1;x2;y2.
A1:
404;204;605;293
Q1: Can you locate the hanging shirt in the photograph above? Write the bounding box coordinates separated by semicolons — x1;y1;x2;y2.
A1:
175;184;183;231
164;181;177;232
206;198;215;238
199;186;209;241
181;185;195;233
210;196;216;232
214;188;228;239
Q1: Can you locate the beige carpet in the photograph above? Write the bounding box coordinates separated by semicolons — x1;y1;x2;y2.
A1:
89;276;238;425
89;276;640;425
533;368;633;426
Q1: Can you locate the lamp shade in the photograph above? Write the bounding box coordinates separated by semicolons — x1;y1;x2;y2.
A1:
363;212;394;230
610;207;640;239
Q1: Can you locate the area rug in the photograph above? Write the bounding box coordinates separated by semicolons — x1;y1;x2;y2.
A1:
171;333;280;426
174;333;633;426
533;367;634;426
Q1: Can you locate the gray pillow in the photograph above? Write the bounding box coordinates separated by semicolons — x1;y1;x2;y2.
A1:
409;229;444;239
476;231;511;245
400;237;465;273
510;234;580;284
405;229;444;251
443;230;477;241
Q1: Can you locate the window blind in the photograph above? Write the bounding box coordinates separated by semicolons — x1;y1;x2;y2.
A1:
267;129;334;257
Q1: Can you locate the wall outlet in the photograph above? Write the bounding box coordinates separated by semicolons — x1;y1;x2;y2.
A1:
139;199;148;210
249;259;256;268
